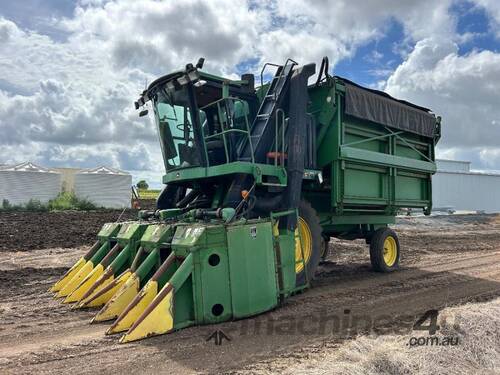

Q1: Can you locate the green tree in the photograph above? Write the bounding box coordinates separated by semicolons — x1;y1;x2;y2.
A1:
136;180;149;190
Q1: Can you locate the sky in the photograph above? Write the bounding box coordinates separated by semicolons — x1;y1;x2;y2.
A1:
0;0;499;188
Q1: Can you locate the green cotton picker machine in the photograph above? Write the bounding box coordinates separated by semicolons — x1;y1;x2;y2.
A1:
50;57;441;343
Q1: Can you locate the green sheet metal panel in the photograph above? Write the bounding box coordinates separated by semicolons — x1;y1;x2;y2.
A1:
171;224;232;324
275;230;296;296
395;143;426;161
227;221;278;318
173;274;195;329
116;222;147;242
140;223;174;247
97;222;121;240
197;245;232;323
395;174;428;201
344;167;387;199
308;79;437;219
340;146;436;172
343;126;388;153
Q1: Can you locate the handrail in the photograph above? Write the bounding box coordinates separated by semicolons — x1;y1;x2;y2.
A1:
259;58;298;88
199;96;254;166
260;62;281;89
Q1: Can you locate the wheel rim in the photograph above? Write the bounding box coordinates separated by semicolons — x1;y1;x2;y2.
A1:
295;217;312;273
383;236;397;267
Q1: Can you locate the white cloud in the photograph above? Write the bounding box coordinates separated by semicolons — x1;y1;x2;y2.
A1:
385;37;500;168
0;0;500;185
0;17;21;43
274;0;456;44
61;0;265;75
0;13;160;180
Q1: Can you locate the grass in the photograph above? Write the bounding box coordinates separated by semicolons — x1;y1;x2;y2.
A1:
48;192;97;210
1;192;97;212
277;298;500;374
137;189;160;200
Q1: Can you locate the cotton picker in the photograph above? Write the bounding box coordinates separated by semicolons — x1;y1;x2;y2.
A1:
50;57;440;342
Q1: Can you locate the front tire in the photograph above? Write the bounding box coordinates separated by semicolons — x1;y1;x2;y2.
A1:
295;200;323;286
369;227;400;272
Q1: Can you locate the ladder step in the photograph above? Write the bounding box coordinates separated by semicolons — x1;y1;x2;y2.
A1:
237;62;293;160
261;182;286;187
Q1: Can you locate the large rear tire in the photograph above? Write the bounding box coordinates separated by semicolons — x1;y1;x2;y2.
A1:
369;227;400;272
295;200;323;286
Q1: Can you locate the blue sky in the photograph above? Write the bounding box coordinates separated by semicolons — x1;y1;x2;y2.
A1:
334;19;406;86
0;0;500;187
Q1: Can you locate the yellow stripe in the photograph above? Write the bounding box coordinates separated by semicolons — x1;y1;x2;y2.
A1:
93;273;139;322
56;261;94;298
50;257;86;292
107;280;158;334
80;271;132;308
120;283;174;343
63;264;104;303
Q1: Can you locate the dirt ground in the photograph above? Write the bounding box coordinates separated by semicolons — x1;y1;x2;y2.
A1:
0;210;137;251
0;213;499;374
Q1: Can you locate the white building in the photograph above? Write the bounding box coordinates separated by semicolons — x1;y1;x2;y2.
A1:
0;162;61;205
74;166;132;209
433;159;500;213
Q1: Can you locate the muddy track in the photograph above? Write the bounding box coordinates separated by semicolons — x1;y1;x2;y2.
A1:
0;214;499;374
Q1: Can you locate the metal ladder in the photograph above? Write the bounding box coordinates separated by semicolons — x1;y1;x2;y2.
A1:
238;59;297;162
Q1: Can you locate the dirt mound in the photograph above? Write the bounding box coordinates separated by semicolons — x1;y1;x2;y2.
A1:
0;210;137;251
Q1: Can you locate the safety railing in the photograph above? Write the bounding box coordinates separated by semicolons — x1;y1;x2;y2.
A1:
270;108;287;167
199;97;255;166
259;58;298;89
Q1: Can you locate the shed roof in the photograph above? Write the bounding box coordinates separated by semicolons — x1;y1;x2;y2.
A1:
77;165;130;175
0;162;59;173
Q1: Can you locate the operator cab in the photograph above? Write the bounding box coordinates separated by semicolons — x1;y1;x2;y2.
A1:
140;61;258;171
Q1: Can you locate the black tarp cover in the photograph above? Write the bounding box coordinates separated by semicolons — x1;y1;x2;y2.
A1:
342;79;436;138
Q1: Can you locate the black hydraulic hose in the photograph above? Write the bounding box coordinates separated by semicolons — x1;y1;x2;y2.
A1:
176;189;200;208
185;196;211;210
157;184;186;210
253;194;282;212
